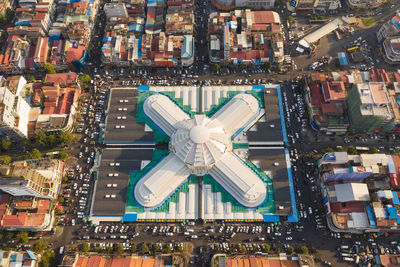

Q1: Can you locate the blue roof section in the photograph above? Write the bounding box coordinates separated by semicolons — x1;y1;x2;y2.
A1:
138;86;150;92
123;213;138;222
276;85;288;143
26;251;37;261
338;52;349;65
366;206;377;228
286;149;299;223
16;21;30;26
181;36;193;58
252;85;265;91
387;206;400;223
128;23;143;32
393;191;400;205
263;214;280;222
392;19;400;31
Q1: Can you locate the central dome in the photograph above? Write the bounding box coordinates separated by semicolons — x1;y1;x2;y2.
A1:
190;125;209;143
170;115;232;175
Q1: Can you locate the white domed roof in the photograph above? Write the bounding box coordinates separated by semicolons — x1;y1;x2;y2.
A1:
190;125;209;143
170;115;231;174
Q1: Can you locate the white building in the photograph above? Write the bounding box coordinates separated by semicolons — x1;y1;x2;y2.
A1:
134;93;267;209
0;76;31;141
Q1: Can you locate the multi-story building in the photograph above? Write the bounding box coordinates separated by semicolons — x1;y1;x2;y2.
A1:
209;10;284;64
382;36;400;64
287;0;341;12
0;159;63;231
319;152;400;233
305;81;349;134
377;11;400;42
33;73;81;133
346;0;386;9
0;76;31;141
0;159;63;199
347;82;399;134
212;0;275;10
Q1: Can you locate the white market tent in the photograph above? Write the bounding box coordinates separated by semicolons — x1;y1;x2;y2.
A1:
299;18;344;48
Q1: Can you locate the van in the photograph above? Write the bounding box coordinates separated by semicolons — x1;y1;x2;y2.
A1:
191;235;198;239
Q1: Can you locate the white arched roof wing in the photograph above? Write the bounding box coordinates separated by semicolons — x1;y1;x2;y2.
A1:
134;154;191;208
143;94;191;136
210;93;261;137
209;152;267;208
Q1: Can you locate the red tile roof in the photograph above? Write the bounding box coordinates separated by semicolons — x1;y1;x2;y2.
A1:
330;201;365;213
2;212;27;226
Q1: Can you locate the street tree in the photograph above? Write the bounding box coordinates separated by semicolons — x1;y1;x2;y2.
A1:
140;243;149;253
295;245;309;254
59;131;76;145
151;244;161;253
29;149;42;159
43;63;56;74
16;232;29;244
1;140;12;151
115;244;124;254
33;240;47;253
163;246;172;254
286;246;294;255
131;244;137;253
82;243;90;253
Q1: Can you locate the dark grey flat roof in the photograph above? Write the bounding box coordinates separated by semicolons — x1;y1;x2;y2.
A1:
91;148;153;216
247;88;284;144
248;148;292;216
103;89;154;144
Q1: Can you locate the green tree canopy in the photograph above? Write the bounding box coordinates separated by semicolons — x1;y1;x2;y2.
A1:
80;74;91;84
35;131;48;147
163;246;172;254
263;244;271;253
44;63;56;74
82;243;90;253
47;135;57;147
295;245;309;254
151;244;161;253
288;16;294;23
286;246;294;255
131;244;137;253
324;147;335;153
59;152;68;161
33;240;47;253
106;246;114;254
115;244;124;254
0;155;11;165
59;131;76;145
140;243;149;253
16;232;29;244
176;245;184;253
39;251;55;267
1;141;12;151
275;247;281;254
29;149;42;159
369;147;379;154
347;146;357;155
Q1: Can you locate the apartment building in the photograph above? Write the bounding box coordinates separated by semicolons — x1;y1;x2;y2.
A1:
347;82;399;134
0;76;31;141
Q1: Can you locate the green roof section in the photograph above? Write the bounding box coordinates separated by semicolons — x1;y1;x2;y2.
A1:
232;143;249;149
